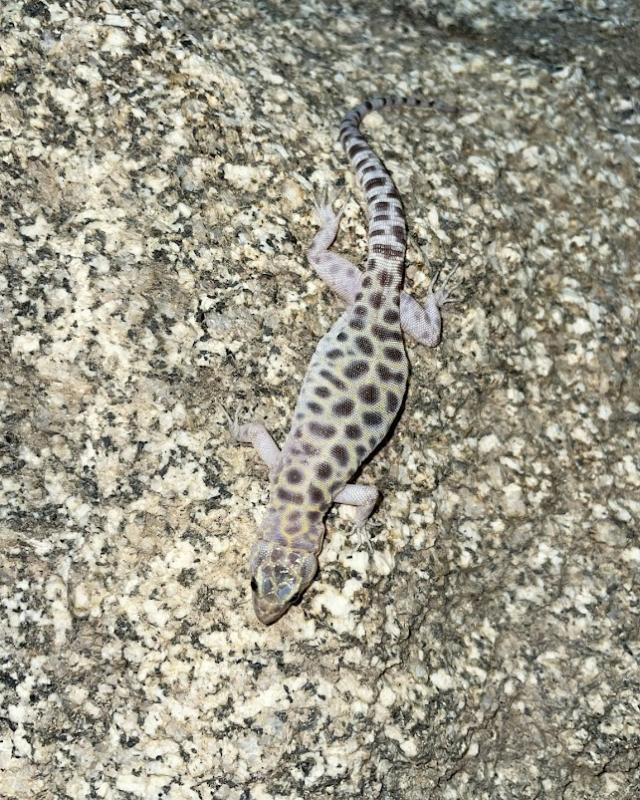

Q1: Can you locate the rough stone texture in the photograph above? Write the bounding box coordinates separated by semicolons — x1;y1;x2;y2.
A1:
1;1;639;798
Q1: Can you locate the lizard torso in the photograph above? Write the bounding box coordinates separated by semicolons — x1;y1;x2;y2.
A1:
242;96;452;624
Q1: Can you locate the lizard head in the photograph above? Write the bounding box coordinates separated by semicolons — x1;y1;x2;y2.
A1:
249;541;318;625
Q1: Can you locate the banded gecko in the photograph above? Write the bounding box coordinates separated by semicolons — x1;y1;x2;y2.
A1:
231;96;458;624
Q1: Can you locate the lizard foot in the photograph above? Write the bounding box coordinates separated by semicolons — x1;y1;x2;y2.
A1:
313;185;348;228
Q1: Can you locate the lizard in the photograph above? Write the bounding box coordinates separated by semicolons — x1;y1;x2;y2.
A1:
230;95;458;625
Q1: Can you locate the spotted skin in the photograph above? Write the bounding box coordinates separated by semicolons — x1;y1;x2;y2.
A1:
232;96;458;625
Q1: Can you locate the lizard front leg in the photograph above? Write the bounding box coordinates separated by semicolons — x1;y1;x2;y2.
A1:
229;416;378;524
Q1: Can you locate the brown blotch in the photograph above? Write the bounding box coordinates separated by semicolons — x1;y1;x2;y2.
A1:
309;421;336;439
376;363;405;384
378;270;393;286
392;225;406;243
315;385;331;398
287;468;303;484
386;391;400;413
363;411;383;426
308;485;325;504
331;444;349;466
354;305;367;316
344;360;369;379
277;487;304;504
355;336;374;355
303;442;319;455
358;384;379;404
307;509;321;521
320;369;346;390
349;318;365;331
384;346;404;362
365;177;386;191
383;309;400;324
348;143;367;158
372;243;403;259
333;398;354;416
362;275;373;288
370;291;384;309
345;423;362;439
316;462;332;479
372;324;402;342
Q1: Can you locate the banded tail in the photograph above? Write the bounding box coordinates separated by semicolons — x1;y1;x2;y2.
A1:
338;96;440;291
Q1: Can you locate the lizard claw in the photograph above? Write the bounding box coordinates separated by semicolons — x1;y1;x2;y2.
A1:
313;185;349;227
430;263;464;306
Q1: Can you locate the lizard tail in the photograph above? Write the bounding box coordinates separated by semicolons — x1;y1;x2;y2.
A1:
338;95;442;288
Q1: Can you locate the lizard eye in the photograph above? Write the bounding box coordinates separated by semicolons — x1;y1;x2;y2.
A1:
250;577;258;593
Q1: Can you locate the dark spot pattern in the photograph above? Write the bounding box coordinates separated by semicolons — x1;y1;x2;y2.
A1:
392;225;406;243
316;462;332;479
345;423;362;439
356;445;367;459
307;510;321;521
370;291;384;309
337;331;348;342
362;275;373;288
287;468;302;484
327;348;342;359
355;336;374;355
372;324;402;342
307;401;322;414
359;384;379;404
315;386;330;398
308;485;324;504
363;411;383;426
331;444;349;466
333;398;354;416
386;391;400;412
320;369;346;390
383;309;400;324
354;305;367;317
376;364;404;384
384;347;404;362
309;421;337;439
365;177;386;192
349;318;365;331
344;360;369;379
277;487;303;504
372;243;403;260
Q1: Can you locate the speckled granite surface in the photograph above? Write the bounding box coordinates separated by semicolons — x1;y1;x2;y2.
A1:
1;1;639;798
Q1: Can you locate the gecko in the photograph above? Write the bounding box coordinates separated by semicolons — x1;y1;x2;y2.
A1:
230;95;458;625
